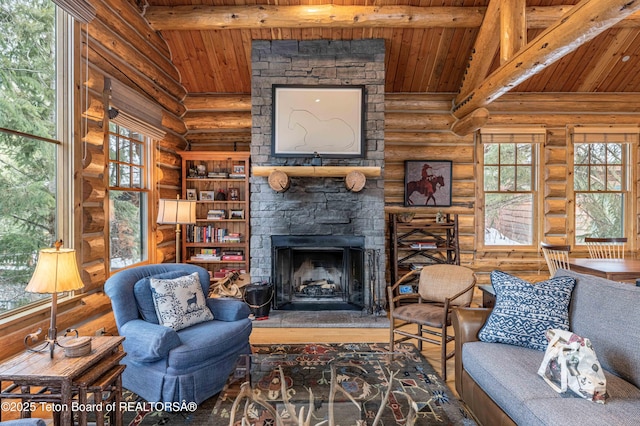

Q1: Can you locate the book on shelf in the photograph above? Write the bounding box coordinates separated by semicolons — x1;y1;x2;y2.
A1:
186;225;230;243
191;254;221;261
207;209;225;220
221;250;244;261
409;241;438;249
209;172;228;178
222;250;243;255
221;254;244;261
190;248;221;261
228;173;246;179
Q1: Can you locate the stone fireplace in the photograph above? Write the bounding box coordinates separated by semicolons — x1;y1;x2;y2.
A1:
250;40;386;312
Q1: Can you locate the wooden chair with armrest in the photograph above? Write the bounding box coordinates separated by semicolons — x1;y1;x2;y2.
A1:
387;264;476;381
541;242;571;276
584;237;627;259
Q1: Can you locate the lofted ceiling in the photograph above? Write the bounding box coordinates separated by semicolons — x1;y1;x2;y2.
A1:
143;0;640;105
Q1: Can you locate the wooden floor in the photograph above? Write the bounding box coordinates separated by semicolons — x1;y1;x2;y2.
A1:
250;326;458;395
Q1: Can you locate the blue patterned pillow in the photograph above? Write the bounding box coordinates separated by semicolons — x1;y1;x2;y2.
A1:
478;270;576;351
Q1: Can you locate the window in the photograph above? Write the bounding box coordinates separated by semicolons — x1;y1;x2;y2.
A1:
481;131;543;246
0;1;72;316
573;131;634;244
108;123;149;270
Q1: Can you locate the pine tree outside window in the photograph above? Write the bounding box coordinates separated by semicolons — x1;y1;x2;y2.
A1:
573;130;635;244
0;0;72;316
107;123;150;270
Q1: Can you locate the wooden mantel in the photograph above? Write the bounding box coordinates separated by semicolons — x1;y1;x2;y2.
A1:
252;166;381;178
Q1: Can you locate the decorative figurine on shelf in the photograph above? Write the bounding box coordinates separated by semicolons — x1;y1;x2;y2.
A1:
229;188;240;201
436;210;445;223
215;189;227;201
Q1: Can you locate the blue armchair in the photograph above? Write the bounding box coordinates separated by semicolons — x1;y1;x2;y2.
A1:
104;264;252;404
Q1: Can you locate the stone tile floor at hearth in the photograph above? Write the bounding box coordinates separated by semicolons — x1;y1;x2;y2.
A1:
250;310;390;328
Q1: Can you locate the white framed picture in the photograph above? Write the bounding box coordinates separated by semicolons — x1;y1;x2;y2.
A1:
200;191;215;201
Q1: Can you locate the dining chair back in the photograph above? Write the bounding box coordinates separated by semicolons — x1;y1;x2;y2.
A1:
541;242;571;276
387;264;476;381
584;237;627;259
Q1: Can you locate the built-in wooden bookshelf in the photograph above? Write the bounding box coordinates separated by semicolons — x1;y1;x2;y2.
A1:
179;151;250;279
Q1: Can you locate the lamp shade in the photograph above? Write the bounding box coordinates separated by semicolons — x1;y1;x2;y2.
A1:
157;199;197;224
25;248;84;294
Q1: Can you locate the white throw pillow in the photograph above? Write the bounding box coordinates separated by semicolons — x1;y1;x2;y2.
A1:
150;272;213;331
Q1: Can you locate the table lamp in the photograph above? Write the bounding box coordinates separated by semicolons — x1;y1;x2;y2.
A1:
24;240;84;358
157;197;197;263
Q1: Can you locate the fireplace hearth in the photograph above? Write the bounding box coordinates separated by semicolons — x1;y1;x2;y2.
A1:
272;235;365;311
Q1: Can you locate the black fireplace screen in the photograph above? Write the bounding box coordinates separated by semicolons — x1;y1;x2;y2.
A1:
272;236;365;310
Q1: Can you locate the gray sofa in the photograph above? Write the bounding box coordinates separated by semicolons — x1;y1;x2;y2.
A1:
105;264;252;404
452;269;640;426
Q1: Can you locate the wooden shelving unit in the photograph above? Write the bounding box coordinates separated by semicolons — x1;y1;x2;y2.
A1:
179;151;250;279
389;212;460;284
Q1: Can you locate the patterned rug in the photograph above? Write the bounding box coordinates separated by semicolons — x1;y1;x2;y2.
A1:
121;343;476;425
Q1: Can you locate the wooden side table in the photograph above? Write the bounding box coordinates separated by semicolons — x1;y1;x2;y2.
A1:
0;336;125;425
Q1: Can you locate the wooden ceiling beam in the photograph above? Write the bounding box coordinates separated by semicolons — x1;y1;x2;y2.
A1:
500;0;526;64
451;0;640;123
453;0;526;135
456;0;501;105
146;5;485;30
145;5;640;31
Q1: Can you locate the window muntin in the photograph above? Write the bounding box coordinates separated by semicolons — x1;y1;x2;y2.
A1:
573;134;630;244
108;123;149;270
0;0;68;316
482;133;541;246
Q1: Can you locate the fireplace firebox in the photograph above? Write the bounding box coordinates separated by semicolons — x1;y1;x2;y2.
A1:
272;235;365;310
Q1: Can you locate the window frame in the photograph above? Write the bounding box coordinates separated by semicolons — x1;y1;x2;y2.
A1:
0;5;75;319
106;122;152;273
477;129;545;251
570;128;636;247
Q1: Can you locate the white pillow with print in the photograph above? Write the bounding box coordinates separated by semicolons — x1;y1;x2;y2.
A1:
150;272;213;331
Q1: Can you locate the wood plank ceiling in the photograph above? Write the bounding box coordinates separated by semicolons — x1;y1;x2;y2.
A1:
143;0;640;99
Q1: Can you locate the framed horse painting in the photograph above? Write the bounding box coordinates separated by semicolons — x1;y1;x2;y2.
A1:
404;160;453;207
272;85;365;157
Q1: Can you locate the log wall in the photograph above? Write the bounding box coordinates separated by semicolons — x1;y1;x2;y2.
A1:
183;94;252;151
186;91;640;285
76;0;188;290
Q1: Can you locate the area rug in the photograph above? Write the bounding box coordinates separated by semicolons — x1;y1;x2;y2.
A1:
120;343;475;425
213;343;476;425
